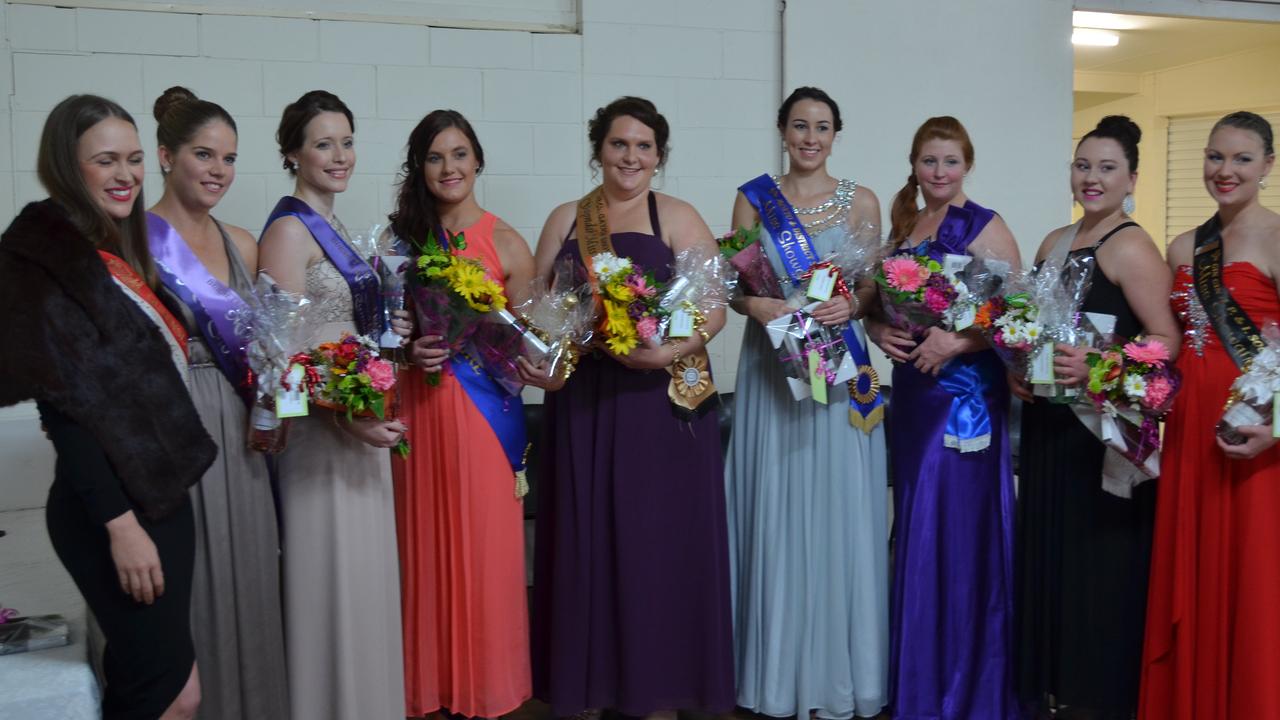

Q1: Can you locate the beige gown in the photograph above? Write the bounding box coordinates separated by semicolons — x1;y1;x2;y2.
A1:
275;231;405;720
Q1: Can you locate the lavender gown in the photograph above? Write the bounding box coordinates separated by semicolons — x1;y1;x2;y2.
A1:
532;192;735;716
886;201;1022;720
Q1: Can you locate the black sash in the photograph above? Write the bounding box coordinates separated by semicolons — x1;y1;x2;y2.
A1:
1192;214;1265;370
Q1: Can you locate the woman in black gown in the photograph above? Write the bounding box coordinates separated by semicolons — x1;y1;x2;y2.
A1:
0;95;216;719
1015;116;1181;719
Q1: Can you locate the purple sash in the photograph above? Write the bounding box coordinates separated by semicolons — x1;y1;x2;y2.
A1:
147;212;254;404
264;196;381;337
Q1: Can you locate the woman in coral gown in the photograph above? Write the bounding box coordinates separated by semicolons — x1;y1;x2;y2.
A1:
1140;111;1280;720
393;110;535;719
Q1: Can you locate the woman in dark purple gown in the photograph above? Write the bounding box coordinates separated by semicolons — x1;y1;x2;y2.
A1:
518;97;735;719
866;116;1025;720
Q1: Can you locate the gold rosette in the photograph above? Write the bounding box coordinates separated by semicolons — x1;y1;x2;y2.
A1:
847;364;884;433
669;348;717;420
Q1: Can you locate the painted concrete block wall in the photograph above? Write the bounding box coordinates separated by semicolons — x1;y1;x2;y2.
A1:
0;0;782;519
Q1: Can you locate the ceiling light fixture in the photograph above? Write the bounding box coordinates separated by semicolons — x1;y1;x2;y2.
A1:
1072;28;1121;46
1072;11;1136;30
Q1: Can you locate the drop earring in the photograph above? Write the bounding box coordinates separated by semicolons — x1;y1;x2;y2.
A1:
1123;194;1136;215
1262;177;1270;190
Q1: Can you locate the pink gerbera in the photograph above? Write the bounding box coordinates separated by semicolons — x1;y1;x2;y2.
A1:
1123;340;1170;365
882;256;931;293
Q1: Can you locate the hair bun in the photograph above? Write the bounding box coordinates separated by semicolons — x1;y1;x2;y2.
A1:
153;86;198;123
1096;115;1141;145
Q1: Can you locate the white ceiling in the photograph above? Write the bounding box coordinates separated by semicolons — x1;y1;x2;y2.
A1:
1074;12;1280;74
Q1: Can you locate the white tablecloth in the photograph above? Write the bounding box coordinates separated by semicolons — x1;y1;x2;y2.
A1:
0;616;100;720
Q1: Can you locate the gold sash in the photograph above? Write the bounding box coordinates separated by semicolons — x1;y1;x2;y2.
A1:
575;187;717;419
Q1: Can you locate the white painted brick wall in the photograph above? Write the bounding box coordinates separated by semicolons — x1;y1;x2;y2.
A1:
0;0;787;413
7;4;76;52
77;9;199;56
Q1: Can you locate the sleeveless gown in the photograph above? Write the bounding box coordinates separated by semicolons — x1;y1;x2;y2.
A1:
886;201;1022;720
393;212;531;718
725;191;890;719
1015;225;1155;719
531;192;735;716
1139;262;1280;720
270;215;406;720
163;220;290;719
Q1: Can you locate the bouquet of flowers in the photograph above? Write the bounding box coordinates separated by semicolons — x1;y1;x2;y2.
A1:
1218;321;1280;445
351;223;410;350
1080;338;1180;475
589;251;665;355
231;272;311;454
972;269;1043;374
718;223;783;299
875;251;977;335
409;229;508;385
288;333;409;457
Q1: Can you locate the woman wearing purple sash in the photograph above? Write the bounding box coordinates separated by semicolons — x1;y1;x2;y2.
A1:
146;86;289;719
258;91;406;720
866;116;1023;719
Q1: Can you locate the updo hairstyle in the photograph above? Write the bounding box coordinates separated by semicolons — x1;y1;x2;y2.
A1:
1078;114;1141;171
587;96;670;169
275;90;354;175
776;86;843;133
152;85;237;166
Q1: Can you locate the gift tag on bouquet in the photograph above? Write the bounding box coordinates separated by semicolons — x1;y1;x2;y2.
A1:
808;350;829;405
942;253;972;280
806;267;837;302
667;308;695;338
275;364;310;418
1029;343;1056;385
1273;391;1280;438
952;303;977;332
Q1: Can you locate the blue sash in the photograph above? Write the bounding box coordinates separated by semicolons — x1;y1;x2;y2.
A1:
147;212;254;405
428;227;528;479
452;348;527;477
903;203;996;452
739;173;884;431
264;196;381;337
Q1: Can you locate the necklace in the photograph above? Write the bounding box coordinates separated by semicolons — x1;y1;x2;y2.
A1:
772;176;857;233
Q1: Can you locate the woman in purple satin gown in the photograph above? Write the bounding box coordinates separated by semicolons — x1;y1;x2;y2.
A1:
519;97;735;719
866;116;1025;720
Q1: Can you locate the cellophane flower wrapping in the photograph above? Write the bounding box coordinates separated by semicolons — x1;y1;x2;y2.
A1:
232;272;312;396
500;258;597;382
1022;254;1096;400
1218;321;1280;445
718;223;784;299
1081;338;1181;470
655;244;737;340
823;219;889;288
351;223;410;350
765;305;856;402
231;272;312;452
290;333;409;456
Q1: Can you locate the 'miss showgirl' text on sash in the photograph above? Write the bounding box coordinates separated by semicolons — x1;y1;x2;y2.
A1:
265;196;382;337
739;173;884;432
147;213;253;404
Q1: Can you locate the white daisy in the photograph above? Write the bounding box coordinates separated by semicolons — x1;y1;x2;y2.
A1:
1124;372;1148;400
592;252;632;281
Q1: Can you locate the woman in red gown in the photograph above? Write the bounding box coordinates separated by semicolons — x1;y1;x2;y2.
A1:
1140;111;1279;720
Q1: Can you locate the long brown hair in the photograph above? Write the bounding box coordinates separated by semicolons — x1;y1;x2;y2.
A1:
389;109;486;249
37;94;156;286
888;115;975;244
